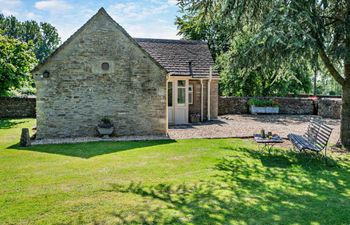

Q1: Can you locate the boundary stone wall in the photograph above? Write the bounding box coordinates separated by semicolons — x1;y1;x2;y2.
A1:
219;97;315;115
318;98;342;119
219;96;341;119
0;97;36;118
0;96;342;119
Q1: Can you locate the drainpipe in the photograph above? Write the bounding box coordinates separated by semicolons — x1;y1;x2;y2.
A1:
200;79;204;121
165;73;173;133
207;67;212;121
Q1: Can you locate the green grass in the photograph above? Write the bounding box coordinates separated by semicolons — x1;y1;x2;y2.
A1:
1;118;350;224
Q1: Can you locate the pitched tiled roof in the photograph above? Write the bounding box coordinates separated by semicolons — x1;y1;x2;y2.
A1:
135;38;219;77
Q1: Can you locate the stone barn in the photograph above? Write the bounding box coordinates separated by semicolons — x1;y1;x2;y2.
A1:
32;8;219;139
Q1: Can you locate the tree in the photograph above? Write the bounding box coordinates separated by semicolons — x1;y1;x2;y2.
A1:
36;22;60;62
176;1;313;97
217;31;312;96
177;0;350;150
0;14;60;62
0;15;22;39
176;9;231;58
0;34;37;95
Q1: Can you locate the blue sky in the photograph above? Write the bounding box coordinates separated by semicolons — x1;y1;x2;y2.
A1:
0;0;181;42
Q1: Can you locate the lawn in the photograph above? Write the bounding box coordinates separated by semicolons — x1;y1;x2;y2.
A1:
1;118;350;224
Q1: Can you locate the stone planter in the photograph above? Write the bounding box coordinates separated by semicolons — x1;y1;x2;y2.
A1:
250;106;279;115
190;113;201;123
97;126;114;138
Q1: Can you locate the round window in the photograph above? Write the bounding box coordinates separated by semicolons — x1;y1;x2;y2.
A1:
101;62;109;71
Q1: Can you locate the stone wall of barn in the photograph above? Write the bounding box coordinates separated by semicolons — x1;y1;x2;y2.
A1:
33;11;167;139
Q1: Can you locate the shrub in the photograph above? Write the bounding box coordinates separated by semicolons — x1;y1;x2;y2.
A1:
248;98;279;107
98;117;113;128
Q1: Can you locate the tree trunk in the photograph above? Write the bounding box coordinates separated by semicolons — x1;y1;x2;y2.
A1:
341;37;350;149
340;62;350;151
341;82;350;150
343;0;350;150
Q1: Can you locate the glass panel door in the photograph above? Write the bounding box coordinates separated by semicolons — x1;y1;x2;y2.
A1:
177;80;186;105
174;80;188;124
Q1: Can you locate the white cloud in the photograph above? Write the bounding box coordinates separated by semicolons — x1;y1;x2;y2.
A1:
121;20;180;39
25;12;41;20
55;23;79;42
0;0;22;16
2;1;180;41
0;0;22;8
107;0;180;39
167;0;178;6
35;0;72;12
109;2;169;22
107;1;180;40
1;9;16;16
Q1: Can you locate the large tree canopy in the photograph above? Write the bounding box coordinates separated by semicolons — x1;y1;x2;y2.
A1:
0;14;60;63
176;1;314;96
177;0;350;149
0;34;37;95
217;30;312;96
0;14;60;96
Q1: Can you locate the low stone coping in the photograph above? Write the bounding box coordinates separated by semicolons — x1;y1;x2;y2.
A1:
31;135;171;145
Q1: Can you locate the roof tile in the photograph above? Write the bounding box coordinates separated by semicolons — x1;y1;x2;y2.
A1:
135;38;219;77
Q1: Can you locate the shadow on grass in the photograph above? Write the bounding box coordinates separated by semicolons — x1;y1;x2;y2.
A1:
10;140;176;158
0;119;27;129
106;147;350;224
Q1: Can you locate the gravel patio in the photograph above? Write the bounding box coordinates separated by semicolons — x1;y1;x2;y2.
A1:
168;114;341;145
32;115;340;145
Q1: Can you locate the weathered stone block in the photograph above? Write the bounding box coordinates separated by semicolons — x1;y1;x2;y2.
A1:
20;128;31;147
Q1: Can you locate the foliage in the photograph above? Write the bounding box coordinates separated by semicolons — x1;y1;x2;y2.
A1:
176;6;230;58
176;0;350;149
0;35;37;96
98;117;113;128
0;14;60;96
218;31;312;96
1;118;350;224
248;98;278;107
176;1;314;96
6;82;36;97
315;67;342;95
0;14;60;63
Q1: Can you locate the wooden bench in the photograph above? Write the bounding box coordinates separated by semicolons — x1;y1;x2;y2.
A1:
288;118;333;157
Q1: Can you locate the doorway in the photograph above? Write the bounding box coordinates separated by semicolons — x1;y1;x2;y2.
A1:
167;80;188;124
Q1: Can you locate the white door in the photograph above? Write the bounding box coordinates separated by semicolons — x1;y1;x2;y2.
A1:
174;80;188;124
167;81;174;124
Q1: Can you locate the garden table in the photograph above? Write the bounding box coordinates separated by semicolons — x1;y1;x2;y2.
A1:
254;134;284;154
